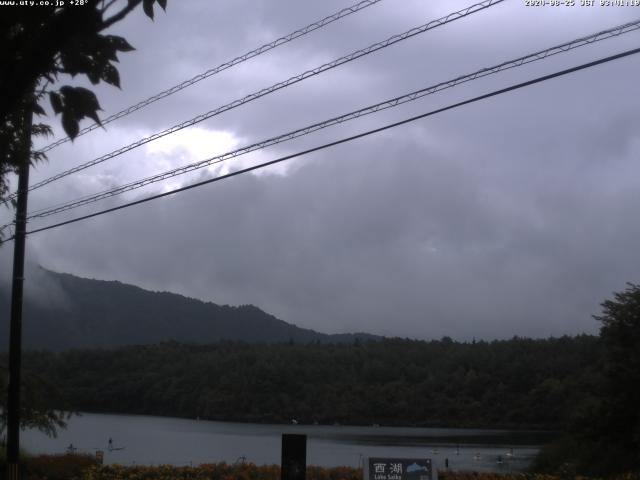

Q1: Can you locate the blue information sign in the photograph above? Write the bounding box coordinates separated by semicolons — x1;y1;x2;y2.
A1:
366;457;432;480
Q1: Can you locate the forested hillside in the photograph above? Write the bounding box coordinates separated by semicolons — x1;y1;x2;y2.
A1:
19;336;601;430
0;268;376;350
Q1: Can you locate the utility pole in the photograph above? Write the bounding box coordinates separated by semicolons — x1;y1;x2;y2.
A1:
6;93;33;480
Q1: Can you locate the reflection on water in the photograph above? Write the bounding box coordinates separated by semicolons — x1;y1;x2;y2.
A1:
22;413;547;472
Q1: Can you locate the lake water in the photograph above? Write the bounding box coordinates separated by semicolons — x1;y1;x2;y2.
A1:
22;413;548;474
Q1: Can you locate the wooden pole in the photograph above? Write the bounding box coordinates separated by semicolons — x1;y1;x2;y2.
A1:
6;94;33;480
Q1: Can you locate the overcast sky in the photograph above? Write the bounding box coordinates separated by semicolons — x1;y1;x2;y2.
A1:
2;0;640;340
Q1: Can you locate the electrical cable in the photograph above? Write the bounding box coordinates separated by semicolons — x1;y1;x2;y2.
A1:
11;0;502;203
4;45;636;243
37;0;386;153
22;18;640;221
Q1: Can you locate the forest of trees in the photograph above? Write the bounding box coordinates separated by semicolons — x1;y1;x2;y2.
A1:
16;335;602;430
2;283;637;476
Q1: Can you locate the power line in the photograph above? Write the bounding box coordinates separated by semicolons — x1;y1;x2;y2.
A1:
37;0;386;153
8;45;638;242
0;223;14;240
14;0;503;200
23;18;640;221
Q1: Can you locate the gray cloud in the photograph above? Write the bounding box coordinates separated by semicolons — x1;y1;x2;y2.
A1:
2;0;640;340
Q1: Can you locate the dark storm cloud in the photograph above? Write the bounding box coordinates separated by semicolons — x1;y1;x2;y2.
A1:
3;0;640;339
25;109;640;338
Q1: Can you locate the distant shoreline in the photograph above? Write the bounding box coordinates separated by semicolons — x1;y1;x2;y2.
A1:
67;410;559;438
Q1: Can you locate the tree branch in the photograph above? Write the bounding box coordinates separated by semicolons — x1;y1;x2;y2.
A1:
101;0;142;30
100;0;120;17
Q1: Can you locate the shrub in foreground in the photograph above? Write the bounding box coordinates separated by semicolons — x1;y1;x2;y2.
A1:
80;463;362;480
24;453;98;480
437;472;639;480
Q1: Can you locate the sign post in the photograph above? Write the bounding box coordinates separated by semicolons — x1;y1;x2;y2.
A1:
281;434;306;480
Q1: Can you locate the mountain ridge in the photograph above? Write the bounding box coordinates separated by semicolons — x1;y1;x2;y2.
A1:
0;267;379;351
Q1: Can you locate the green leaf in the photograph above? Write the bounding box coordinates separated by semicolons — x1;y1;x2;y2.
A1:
87;68;101;85
32;123;53;138
88;35;119;63
101;64;121;88
100;45;120;63
143;0;154;19
85;109;102;126
61;86;101;111
106;35;135;53
49;92;63;114
59;50;93;77
61;112;79;139
32;103;46;116
59;86;102;126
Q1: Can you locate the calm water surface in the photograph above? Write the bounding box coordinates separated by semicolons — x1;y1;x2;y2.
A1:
22;413;547;473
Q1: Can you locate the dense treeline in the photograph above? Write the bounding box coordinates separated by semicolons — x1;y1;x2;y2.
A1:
19;335;602;430
533;284;640;476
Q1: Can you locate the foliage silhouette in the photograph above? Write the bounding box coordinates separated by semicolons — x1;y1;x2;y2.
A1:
0;0;167;207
